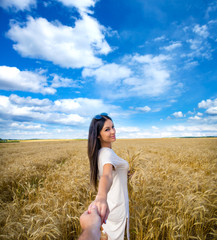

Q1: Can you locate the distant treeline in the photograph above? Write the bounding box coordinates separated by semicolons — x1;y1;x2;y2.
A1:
0;138;20;143
180;136;217;138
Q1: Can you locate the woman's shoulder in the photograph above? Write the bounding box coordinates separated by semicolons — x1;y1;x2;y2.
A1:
99;147;114;156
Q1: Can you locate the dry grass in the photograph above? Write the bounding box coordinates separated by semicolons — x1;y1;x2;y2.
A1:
0;138;216;239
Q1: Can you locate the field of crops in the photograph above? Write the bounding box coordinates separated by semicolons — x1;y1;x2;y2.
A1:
0;138;217;240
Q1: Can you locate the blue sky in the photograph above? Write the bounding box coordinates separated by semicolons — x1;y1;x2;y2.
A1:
0;0;217;139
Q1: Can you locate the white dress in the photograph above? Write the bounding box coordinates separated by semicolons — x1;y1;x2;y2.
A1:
98;147;130;240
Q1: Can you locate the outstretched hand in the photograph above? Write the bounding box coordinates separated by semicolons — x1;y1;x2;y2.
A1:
80;205;101;230
88;195;110;225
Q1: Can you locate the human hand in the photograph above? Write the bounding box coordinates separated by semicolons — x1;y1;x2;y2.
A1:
128;169;135;179
80;205;101;231
88;196;110;225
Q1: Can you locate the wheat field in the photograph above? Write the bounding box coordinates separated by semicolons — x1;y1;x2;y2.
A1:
0;138;216;240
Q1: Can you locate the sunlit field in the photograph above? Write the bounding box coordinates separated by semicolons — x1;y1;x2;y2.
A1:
0;138;216;240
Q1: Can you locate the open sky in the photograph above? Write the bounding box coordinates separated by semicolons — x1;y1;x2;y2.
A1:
0;0;217;139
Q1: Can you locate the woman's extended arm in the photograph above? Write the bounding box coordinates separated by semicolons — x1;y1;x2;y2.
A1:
88;163;113;224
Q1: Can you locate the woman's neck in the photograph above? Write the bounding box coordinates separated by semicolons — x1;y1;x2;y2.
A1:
101;143;112;148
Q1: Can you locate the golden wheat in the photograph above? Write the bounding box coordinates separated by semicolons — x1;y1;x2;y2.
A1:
0;138;216;239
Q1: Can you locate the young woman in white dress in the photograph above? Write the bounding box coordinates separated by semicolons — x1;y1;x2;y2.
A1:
88;113;130;240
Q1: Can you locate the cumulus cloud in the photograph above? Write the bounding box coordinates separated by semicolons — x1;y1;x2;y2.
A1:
172;111;183;118
135;106;151;112
50;74;80;88
198;98;217;115
0;94;119;126
83;53;174;99
0;0;36;11
198;98;217;109
189;116;201;120
206;107;217;115
127;54;173;97
7;15;111;68
53;98;119;115
11;122;43;130
0;66;55;94
82;63;131;84
57;0;97;13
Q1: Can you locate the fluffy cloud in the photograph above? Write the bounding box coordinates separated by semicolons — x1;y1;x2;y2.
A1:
82;54;174;99
188;116;201;120
0;66;77;94
198;98;217;109
7;15;111;68
0;94;119;126
126;54;173;97
82;63;131;84
198;98;217;115
0;66;55;94
135;106;151;112
50;74;80;88
172;111;183;118
0;0;36;11
57;0;97;13
54;98;119;115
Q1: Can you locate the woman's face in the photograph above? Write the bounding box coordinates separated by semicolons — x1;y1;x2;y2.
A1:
98;119;116;147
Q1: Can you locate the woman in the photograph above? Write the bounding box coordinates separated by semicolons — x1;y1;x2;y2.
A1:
88;113;130;240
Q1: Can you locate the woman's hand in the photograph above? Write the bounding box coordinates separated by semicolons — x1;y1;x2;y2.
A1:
128;169;135;179
88;195;110;225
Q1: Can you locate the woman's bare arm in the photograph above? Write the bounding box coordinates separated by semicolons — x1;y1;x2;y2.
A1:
88;164;113;224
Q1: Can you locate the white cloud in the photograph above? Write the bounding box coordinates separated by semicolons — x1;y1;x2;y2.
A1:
189;116;201;120
9;94;51;107
7;15;111;68
135;106;151;112
183;60;199;69
82;53;174;99
82;63;131;84
57;0;97;13
11;122;43;130
54;98;119;115
0;0;36;11
132;54;170;63
154;35;166;42
198;98;217;109
165;124;217;134
193;24;209;38
51;74;79;88
198;98;217;115
206;107;217;115
127;54;172;97
116;123;217;139
0;94;119;126
0;66;55;94
162;42;182;51
172;111;183;118
187;39;202;50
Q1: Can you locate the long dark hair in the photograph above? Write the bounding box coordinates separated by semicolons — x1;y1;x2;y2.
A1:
88;114;112;190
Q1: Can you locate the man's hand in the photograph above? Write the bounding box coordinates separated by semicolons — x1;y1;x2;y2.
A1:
79;205;101;240
88;196;110;225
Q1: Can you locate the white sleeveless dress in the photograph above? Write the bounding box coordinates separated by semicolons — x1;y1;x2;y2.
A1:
98;147;130;240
